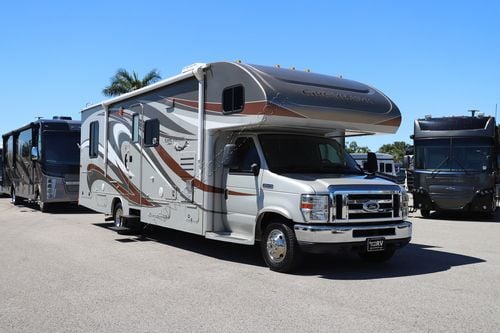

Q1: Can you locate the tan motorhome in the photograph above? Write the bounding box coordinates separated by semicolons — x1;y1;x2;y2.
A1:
79;62;411;272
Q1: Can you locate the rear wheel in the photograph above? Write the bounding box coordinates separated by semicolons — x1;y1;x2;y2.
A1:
113;202;124;228
359;249;395;263
420;209;430;218
260;223;302;273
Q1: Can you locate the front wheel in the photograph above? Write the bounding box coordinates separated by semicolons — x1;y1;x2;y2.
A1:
113;202;124;228
420;209;430;218
11;188;21;205
39;201;51;213
260;223;302;273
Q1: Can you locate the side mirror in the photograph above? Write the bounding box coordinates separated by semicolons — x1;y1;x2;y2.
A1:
403;156;411;169
365;152;378;173
222;144;238;169
405;146;414;155
250;163;260;177
31;147;39;161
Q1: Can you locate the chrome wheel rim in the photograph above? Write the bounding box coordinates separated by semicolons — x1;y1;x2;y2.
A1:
114;207;123;227
266;229;287;263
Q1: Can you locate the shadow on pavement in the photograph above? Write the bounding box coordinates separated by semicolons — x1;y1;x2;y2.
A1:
296;243;485;279
94;223;484;279
15;201;98;214
410;209;500;223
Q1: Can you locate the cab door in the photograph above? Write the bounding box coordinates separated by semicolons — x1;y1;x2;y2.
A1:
224;137;262;238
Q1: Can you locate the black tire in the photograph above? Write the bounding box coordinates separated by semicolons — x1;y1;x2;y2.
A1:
359;249;395;263
260;223;303;273
11;188;21;206
113;202;124;228
421;209;430;218
39;201;51;213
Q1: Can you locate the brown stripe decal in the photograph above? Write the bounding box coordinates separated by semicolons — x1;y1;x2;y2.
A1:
154;145;255;196
166;98;305;118
375;116;402;127
87;164;155;207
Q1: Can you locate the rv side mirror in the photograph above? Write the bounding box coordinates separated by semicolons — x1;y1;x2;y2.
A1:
31;147;39;161
222;144;238;169
365;152;378;173
250;163;260;177
403;155;411;169
405;145;414;155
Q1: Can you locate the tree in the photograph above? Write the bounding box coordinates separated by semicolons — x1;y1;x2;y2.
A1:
377;141;411;163
345;141;370;153
102;68;161;97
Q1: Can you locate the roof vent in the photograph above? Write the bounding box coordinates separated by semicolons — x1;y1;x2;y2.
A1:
53;116;72;120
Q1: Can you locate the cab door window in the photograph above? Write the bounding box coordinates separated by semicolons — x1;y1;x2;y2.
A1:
229;137;260;174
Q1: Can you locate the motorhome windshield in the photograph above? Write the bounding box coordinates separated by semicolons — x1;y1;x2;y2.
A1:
43;131;80;165
259;134;362;174
415;137;494;172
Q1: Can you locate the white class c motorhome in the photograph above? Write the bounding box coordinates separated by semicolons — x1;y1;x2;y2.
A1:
79;62;411;272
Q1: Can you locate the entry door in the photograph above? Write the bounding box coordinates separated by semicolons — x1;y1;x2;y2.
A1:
225;137;262;237
125;112;143;206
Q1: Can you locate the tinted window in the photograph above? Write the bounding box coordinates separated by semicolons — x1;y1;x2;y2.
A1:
89;121;99;158
44;131;80;165
144;119;159;147
19;129;32;158
229;137;260;173
222;85;244;114
259;134;362;174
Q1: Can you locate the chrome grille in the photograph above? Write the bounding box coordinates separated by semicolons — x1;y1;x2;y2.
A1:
331;189;402;223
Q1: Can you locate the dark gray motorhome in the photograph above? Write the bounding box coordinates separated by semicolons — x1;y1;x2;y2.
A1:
2;117;81;211
409;115;499;217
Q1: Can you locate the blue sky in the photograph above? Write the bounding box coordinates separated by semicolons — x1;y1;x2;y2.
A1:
1;0;499;151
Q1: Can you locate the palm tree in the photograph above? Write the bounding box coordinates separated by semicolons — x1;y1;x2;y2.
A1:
102;68;161;96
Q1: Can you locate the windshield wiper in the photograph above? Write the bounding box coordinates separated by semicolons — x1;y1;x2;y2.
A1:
431;156;450;178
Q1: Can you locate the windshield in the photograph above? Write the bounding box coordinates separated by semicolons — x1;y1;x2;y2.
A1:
415;137;494;172
258;134;362;174
43;131;80;165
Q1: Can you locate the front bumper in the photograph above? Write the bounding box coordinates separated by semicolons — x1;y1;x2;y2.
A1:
294;221;412;254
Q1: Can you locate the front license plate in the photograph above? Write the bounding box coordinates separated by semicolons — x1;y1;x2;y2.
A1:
367;238;385;252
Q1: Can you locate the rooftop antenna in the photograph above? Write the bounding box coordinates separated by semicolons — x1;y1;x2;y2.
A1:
468;109;479;117
495;103;498;122
35;116;43;120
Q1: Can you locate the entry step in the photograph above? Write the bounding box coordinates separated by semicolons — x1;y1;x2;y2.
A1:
205;232;253;245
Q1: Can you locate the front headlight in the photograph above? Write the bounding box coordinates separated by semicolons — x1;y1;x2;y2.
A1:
301;194;329;222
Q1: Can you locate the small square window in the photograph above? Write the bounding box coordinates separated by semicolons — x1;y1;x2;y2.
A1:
222;85;244;114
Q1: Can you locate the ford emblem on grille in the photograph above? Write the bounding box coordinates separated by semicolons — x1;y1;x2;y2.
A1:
363;200;380;212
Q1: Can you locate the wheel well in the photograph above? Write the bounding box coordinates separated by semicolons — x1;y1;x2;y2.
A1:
256;212;293;242
111;197;122;216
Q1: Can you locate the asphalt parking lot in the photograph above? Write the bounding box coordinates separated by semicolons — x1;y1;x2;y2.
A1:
0;197;499;332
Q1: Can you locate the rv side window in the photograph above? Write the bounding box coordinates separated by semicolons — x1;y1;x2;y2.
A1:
132;114;139;143
386;163;393;173
229;137;260;174
144;119;159;147
89;121;99;158
222;85;244;114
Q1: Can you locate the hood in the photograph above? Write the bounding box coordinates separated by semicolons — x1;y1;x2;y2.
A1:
263;172;401;194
